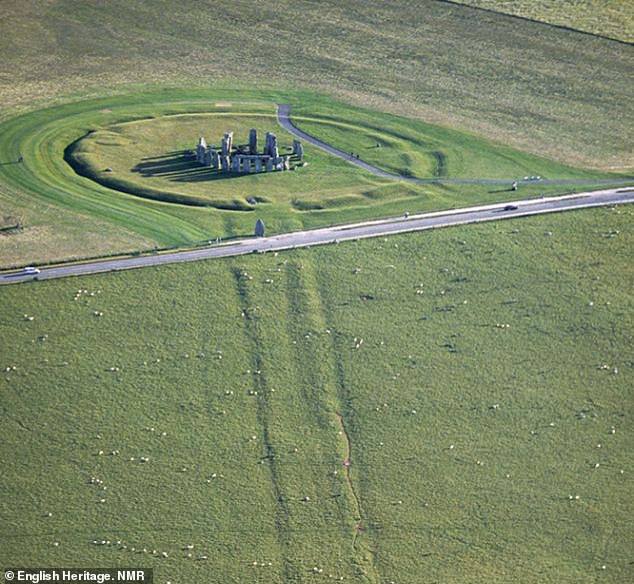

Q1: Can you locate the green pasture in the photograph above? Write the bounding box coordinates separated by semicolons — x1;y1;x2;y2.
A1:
1;207;632;582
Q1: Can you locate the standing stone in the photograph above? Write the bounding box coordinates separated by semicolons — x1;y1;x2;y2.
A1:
254;219;265;237
203;147;212;166
283;156;290;170
265;157;274;172
249;129;258;154
211;149;219;169
254;157;263;173
232;155;241;173
220;155;230;172
265;132;279;158
292;139;304;160
221;132;234;156
196;137;207;163
241;158;250;174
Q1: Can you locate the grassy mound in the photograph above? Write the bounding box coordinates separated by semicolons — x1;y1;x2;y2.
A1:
1;207;631;582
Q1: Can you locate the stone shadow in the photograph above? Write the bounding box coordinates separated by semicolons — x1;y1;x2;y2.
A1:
133;151;226;183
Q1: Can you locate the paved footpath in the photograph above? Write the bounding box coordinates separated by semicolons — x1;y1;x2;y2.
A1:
2;188;633;285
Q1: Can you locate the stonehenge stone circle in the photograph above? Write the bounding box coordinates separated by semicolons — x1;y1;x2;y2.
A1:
194;128;303;175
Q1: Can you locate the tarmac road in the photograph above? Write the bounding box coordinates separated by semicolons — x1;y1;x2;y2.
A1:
2;188;633;285
277;104;634;187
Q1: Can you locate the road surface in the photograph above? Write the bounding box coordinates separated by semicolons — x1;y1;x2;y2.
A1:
277;104;634;187
2;188;633;285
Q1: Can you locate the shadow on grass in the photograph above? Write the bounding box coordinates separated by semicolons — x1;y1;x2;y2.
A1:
139;149;190;161
133;152;229;183
488;187;515;194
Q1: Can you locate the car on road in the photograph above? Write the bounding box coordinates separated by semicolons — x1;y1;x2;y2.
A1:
22;266;40;274
503;205;518;211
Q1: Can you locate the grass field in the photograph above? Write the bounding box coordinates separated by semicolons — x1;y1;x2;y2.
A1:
1;3;632;582
1;89;628;269
450;0;634;43
1;207;632;583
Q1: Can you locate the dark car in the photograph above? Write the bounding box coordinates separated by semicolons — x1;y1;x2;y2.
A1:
503;205;518;211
